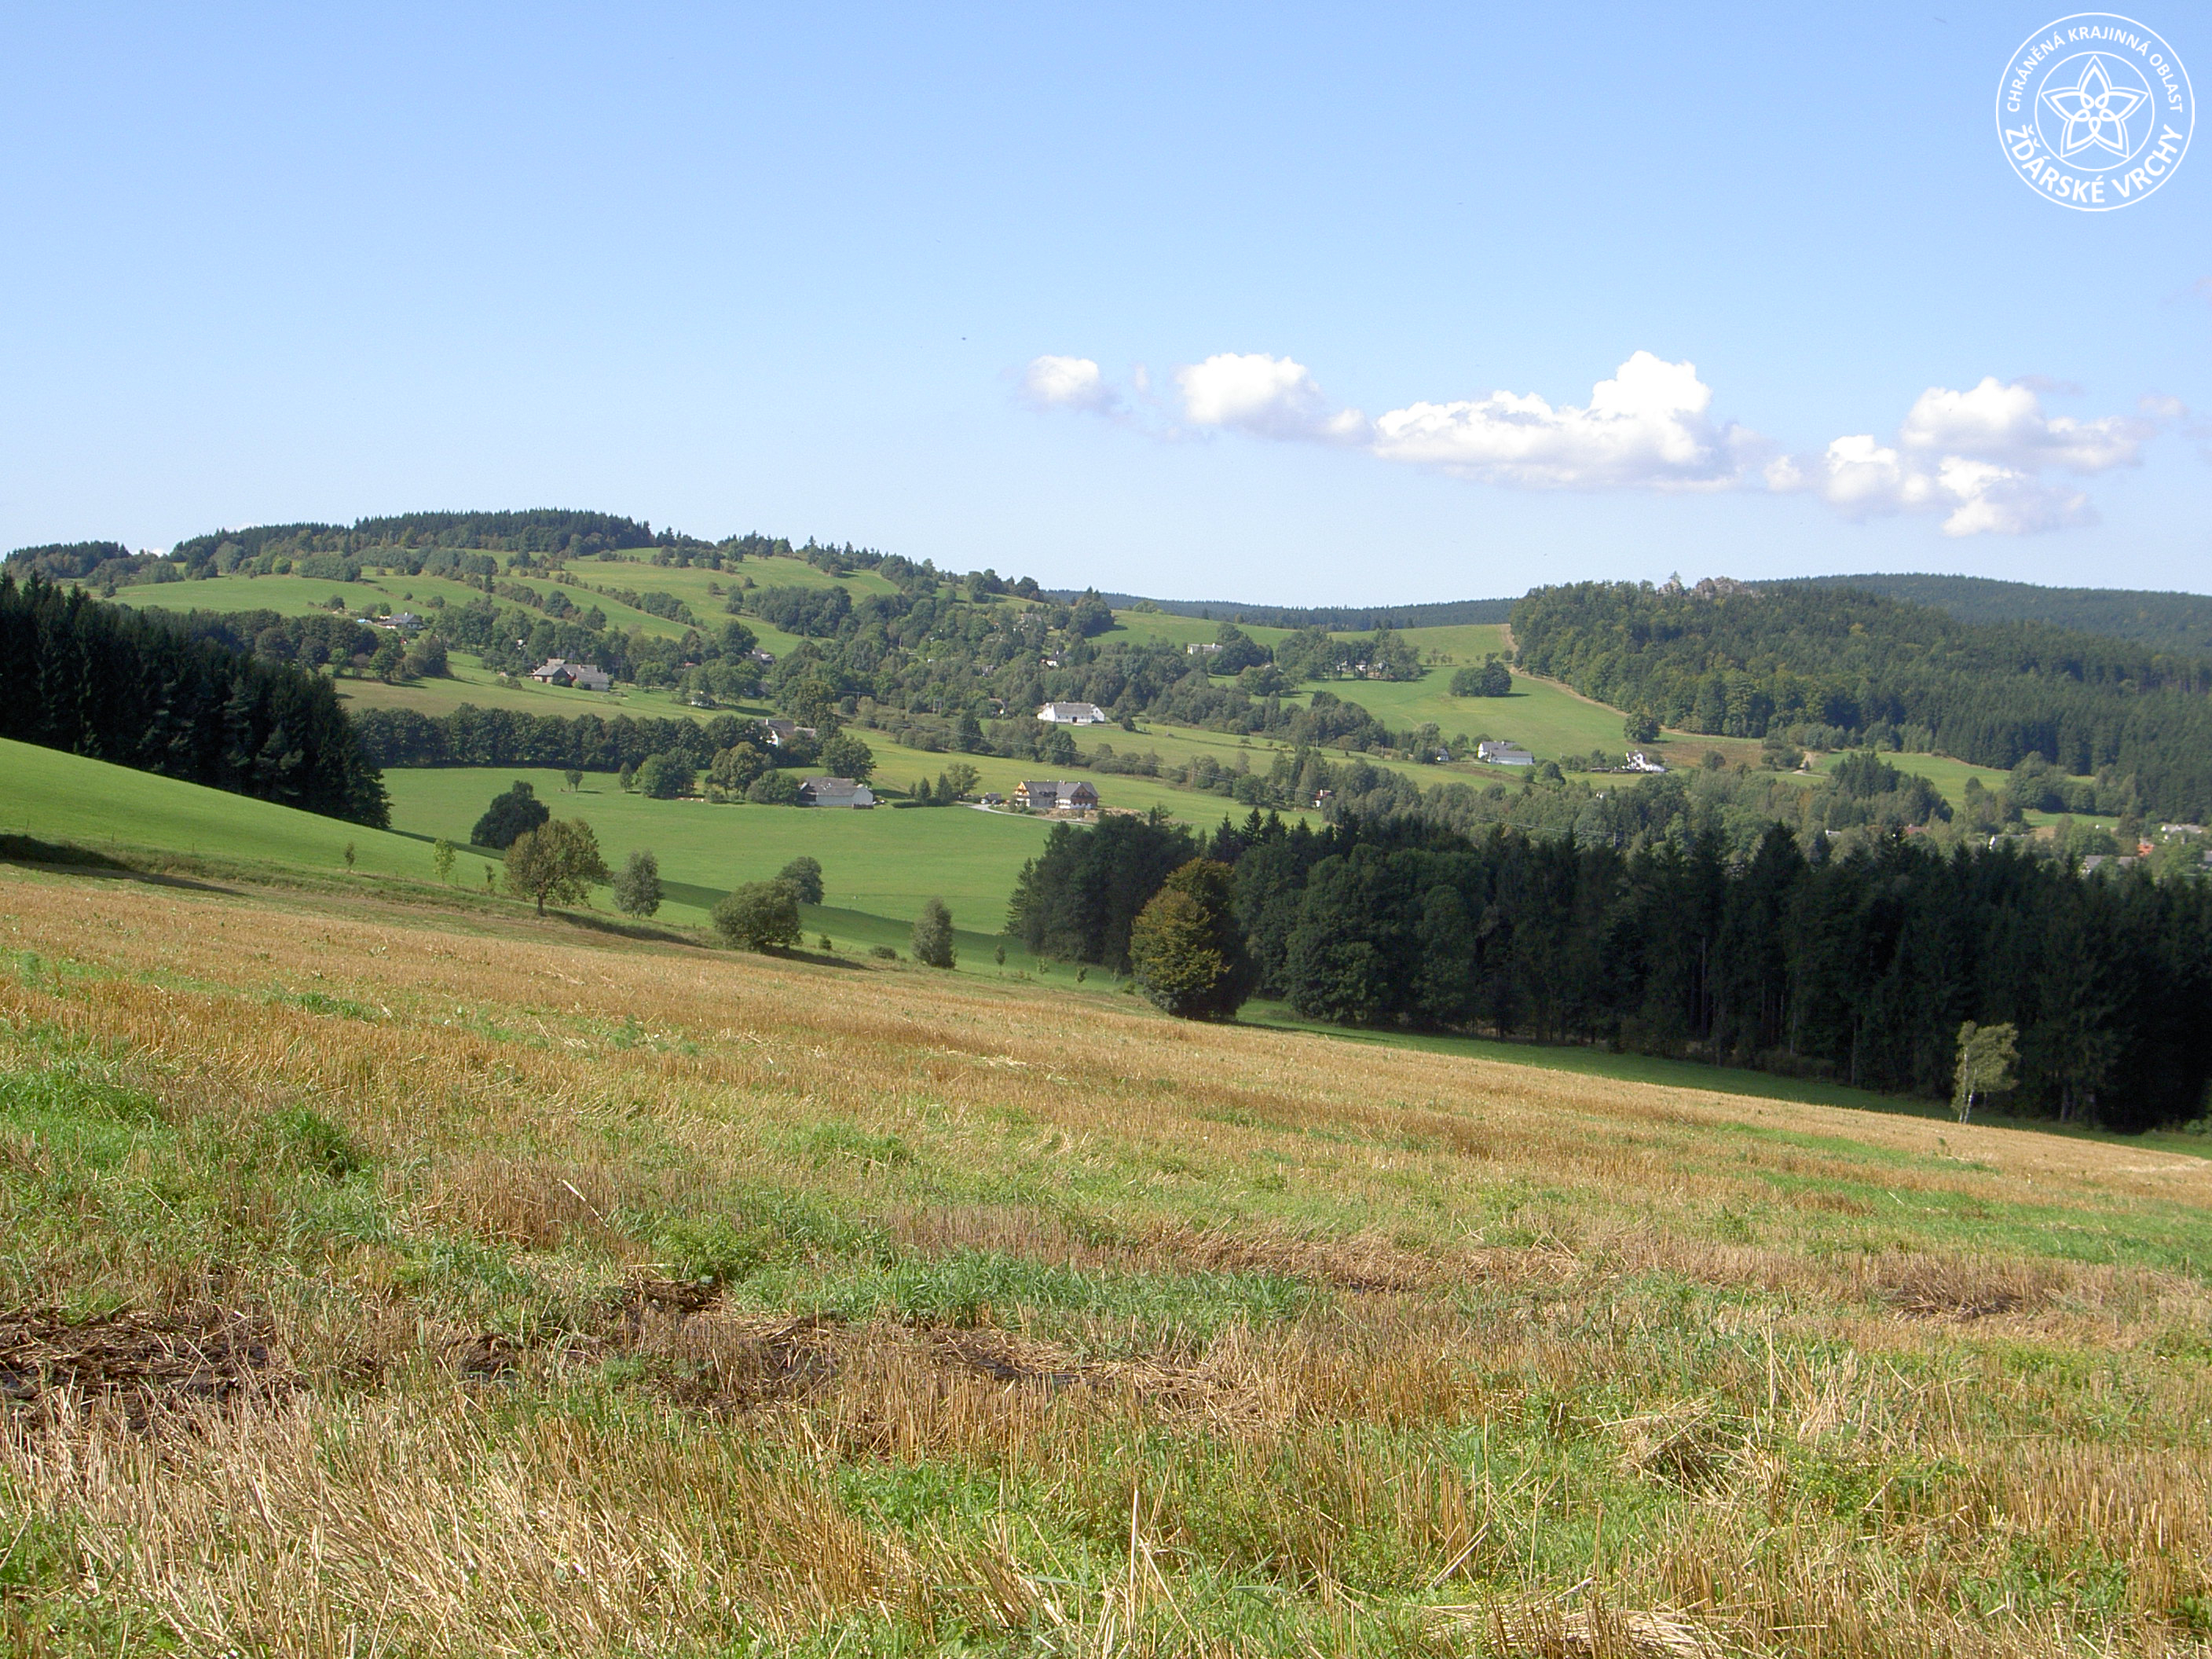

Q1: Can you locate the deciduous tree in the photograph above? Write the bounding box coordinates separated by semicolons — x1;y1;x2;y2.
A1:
471;781;549;850
712;881;800;951
504;819;610;916
613;848;662;917
1952;1020;2020;1123
1129;859;1254;1020
777;855;824;905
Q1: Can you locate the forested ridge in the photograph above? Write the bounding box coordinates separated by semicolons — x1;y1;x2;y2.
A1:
0;577;388;826
1055;593;1515;630
1511;580;2212;819
1010;811;2212;1130
1793;573;2212;658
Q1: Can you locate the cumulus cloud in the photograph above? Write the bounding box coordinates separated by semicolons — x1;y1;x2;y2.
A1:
1174;353;1368;442
1898;378;2152;471
1776;376;2163;536
1018;347;2177;533
1370;351;1756;490
1019;354;1117;414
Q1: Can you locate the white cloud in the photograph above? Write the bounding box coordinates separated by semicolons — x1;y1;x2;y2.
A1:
1018;346;2177;535
1020;355;1116;413
1370;351;1756;490
1781;434;2093;538
1898;377;2151;472
1774;376;2164;536
1174;353;1366;442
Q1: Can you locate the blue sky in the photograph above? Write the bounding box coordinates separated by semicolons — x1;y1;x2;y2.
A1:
2;2;2205;602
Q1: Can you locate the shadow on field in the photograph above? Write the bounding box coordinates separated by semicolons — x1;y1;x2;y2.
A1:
549;910;704;949
0;834;240;895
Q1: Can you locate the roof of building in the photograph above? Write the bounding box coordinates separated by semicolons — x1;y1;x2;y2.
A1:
530;657;611;689
1021;778;1098;800
799;776;876;807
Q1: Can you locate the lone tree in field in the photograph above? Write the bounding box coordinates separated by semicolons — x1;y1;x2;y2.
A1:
504;819;610;916
472;780;551;850
1128;859;1254;1020
777;855;825;906
613;848;662;917
712;881;800;952
634;754;694;800
911;899;957;969
1952;1020;2020;1123
432;838;456;883
1449;656;1512;698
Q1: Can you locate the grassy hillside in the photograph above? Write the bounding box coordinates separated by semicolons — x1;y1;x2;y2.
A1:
0;862;2206;1654
0;738;441;883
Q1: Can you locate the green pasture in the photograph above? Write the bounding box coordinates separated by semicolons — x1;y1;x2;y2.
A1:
597;552;899;610
83;560;804;651
88;572;427;620
381;767;1052;938
858;735;1293;826
1298;667;1635;761
0;738;444;884
1391;621;1512;663
335;661;682;720
1102;610;1295;651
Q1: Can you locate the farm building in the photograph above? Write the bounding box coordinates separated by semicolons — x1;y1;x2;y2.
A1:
528;659;613;691
1036;701;1109;725
1018;780;1099;812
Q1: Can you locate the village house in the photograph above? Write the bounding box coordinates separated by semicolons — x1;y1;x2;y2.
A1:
1477;739;1535;767
1018;779;1099;812
759;719;819;748
1036;701;1109;725
798;777;876;808
1624;751;1667;773
528;658;613;691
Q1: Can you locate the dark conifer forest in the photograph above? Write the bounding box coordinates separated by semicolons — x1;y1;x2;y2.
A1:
1009;811;2212;1131
0;576;389;826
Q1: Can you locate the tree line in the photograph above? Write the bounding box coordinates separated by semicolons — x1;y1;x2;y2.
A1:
0;577;389;826
355;705;749;771
1007;811;2212;1131
1511;580;2212;819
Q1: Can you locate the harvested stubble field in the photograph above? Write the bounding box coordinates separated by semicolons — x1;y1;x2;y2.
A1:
0;863;2209;1657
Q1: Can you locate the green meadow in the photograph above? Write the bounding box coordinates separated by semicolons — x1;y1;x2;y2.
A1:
380;766;1053;947
0;738;443;883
